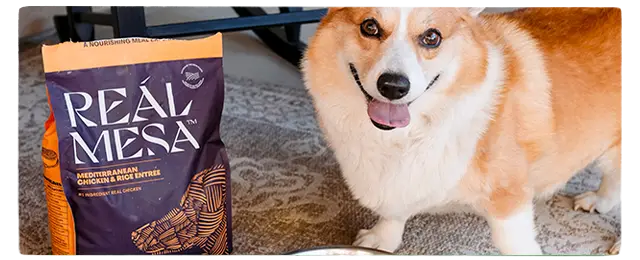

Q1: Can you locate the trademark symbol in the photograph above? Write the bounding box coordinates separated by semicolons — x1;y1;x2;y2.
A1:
186;119;198;125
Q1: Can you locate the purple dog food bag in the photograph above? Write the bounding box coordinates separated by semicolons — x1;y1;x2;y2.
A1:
40;34;231;255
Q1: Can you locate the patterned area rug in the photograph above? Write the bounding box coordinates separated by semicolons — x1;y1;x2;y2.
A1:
19;45;620;255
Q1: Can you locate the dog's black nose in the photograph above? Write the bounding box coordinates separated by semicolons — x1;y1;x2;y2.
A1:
377;73;410;100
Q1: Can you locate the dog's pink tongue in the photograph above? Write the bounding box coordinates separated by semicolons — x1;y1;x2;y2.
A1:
367;99;410;128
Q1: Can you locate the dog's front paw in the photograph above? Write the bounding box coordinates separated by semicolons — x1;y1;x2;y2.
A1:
573;191;617;214
353;228;401;253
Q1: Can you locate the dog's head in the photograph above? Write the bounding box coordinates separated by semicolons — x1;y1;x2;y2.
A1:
304;8;490;131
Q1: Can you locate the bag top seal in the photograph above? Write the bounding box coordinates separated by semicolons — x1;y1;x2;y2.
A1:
41;33;222;73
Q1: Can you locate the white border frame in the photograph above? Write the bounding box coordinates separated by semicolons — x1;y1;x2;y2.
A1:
8;0;640;259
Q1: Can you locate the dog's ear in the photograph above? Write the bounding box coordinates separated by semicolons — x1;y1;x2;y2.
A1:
327;7;346;14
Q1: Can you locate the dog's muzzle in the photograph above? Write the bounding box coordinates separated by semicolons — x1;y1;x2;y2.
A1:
348;63;441;131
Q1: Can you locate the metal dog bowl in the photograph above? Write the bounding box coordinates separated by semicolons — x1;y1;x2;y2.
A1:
286;245;391;255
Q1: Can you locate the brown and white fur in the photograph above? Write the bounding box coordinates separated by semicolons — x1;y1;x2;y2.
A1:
301;7;621;255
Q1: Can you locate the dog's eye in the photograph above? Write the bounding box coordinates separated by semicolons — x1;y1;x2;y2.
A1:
419;29;442;48
360;19;381;38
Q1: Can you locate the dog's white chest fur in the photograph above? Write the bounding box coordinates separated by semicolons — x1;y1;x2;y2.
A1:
320;100;490;218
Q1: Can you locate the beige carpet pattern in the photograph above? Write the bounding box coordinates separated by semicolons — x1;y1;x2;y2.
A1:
19;42;620;255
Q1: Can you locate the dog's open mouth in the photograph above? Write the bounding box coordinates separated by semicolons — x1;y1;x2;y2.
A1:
349;63;439;131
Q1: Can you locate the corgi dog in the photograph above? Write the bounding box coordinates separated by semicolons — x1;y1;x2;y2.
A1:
301;7;621;255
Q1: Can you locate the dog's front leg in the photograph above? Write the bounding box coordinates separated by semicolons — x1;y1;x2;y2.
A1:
485;202;543;255
353;216;407;253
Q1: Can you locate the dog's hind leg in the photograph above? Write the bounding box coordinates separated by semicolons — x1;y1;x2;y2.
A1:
573;142;621;254
608;239;620;255
573;142;621;214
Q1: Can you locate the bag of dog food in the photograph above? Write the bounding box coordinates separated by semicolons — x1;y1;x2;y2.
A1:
40;33;231;255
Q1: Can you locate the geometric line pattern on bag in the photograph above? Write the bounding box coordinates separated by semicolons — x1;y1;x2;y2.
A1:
131;164;229;255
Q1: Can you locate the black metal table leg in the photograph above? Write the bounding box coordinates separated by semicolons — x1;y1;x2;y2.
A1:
279;7;303;43
55;6;95;42
53;6;327;69
232;7;310;68
111;7;147;37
